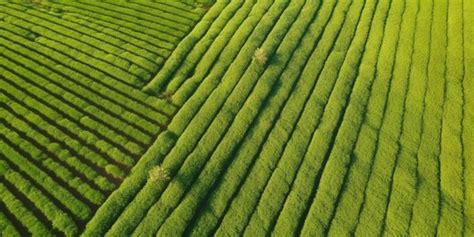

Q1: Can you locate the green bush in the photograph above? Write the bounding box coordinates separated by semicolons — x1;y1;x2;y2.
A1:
148;165;171;183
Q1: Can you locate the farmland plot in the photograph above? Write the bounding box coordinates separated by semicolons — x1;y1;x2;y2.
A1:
0;0;473;236
0;0;205;235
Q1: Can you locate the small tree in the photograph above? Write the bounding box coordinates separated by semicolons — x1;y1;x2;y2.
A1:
161;91;174;103
148;165;170;183
253;47;268;66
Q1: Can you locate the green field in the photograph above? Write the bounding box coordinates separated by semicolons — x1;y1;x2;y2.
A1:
0;0;472;236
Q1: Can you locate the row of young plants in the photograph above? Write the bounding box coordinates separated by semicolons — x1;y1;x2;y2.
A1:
76;0;192;33
0;182;52;236
144;0;245;94
81;131;176;236
205;0;348;235
381;0;426;235
350;0;414;234
230;0;354;235
0;138;92;222
84;0;340;234
0;76;132;178
53;0;184;41
201;0;329;235
294;0;391;235
82;2;234;235
311;0;394;234
0;26;171;129
0;12;142;86
0;160;78;235
105;0;281;235
79;0;189;35
437;0;466;234
42;2;176;51
84;0;270;233
0;4;156;80
2;86;122;188
0;1;202;235
464;0;474;235
124;0;202;22
13;3;161;69
163;0;262;95
0;101;114;197
187;0;342;235
0;59;146;157
183;0;326;232
18;5;164;68
140;0;313;235
409;0;447;234
0;61;138;167
171;0;286;106
60;14;172;59
199;0;330;232
0;97;120;194
0;46;151;149
0;205;22;237
81;0;474;236
219;0;366;235
152;0;206;14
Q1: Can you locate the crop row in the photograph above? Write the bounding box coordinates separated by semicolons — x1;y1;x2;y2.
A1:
82;1;234;235
378;0;426;235
81;1;473;237
138;0;314;234
60;14;172;58
43;1;176;50
19;1;200;68
0;27;172;127
0;10;149;85
309;0;394;234
89;0;362;235
0;51;152;148
24;5;163;66
352;0;425;234
0;182;52;236
409;0;447;235
0;96;117;188
127;0;203;22
228;0;354;235
76;0;192;32
107;0;282;234
0;82;132;176
0;80;128;181
49;1;183;42
213;0;368;235
163;0;263;96
0;5;156;79
144;0;244;94
294;0;391;235
52;0;472;236
463;0;474;235
0;160;78;235
0;104;115;195
437;0;465;234
0;70;139;165
12;3;162;69
0;138;92;222
0;1;205;235
167;0;331;234
0;62;147;154
0;202;23;237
